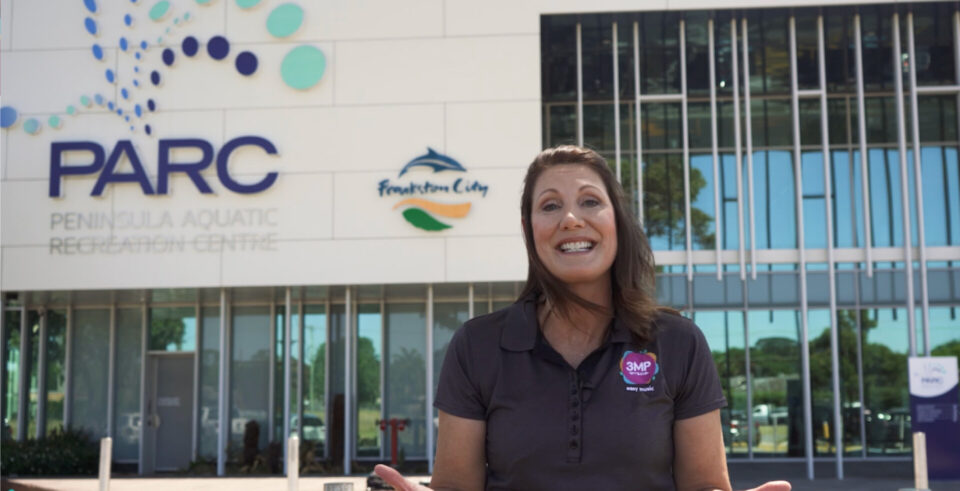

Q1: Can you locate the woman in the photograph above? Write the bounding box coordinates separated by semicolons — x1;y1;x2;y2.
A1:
376;146;790;491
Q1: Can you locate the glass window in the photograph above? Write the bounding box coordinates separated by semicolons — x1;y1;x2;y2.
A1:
795;10;820;91
911;3;957;87
70;309;110;439
3;310;21;440
149;307;196;352
751;100;792;147
690;154;717;251
802;151;827;249
644;153;686;251
640;12;681;95
230;306;270;461
868;148;904;248
540;15;578;103
694;311;748;458
546;104;577;148
26;311;40;438
746;10;790;94
685;12;710;97
302;305;326;454
44;310;67;436
753;150;797;249
385;302;427;459
641;103;682;150
583;103;615;151
327;304;346;467
114;308;141;461
580;16;614;101
720;154;740;250
807;309;835;457
272;305;299;441
920;146;960;246
198;306;220;459
836;309;865;456
929;307;960;358
747;309;803;457
825;8;855;94
862;308;910;456
859;6;895;91
355;303;382;458
917;96;958;143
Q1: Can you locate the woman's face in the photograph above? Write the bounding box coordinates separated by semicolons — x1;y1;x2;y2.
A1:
529;164;618;289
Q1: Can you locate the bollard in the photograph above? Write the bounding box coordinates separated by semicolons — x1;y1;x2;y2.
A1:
287;434;299;491
913;432;929;491
98;437;112;491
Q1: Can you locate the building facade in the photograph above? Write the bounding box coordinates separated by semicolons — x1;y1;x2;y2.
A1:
1;0;959;480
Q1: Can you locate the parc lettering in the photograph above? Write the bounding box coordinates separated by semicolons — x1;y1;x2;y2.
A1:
49;136;279;197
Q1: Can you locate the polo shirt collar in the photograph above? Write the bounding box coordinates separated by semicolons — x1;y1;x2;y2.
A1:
500;294;634;351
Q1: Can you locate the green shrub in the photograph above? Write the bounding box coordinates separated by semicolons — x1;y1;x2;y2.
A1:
1;428;99;476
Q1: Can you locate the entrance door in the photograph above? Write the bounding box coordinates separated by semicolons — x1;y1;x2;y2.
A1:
144;354;194;472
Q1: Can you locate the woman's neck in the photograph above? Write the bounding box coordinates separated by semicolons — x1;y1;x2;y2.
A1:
539;281;613;368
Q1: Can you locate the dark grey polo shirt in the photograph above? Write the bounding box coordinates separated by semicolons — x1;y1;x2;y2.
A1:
434;296;726;490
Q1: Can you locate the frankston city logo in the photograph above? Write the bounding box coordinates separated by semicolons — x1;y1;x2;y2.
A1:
378;148;490;232
620;350;659;392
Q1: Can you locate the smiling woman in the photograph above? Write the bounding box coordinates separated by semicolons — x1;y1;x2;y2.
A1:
375;146;791;491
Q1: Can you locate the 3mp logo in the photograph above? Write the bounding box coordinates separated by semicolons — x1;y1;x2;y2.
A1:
620;350;659;387
376;148;491;232
0;0;326;136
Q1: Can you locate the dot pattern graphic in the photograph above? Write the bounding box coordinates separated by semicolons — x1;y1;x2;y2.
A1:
235;51;258;76
0;107;18;128
207;36;229;60
182;36;199;56
266;3;303;38
149;1;171;21
162;48;175;65
23;118;40;135
281;45;325;90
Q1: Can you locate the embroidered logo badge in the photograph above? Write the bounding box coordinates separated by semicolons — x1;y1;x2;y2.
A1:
620;350;658;391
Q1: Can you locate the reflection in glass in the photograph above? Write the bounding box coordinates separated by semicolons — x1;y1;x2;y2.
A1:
44;310;67;435
230;306;270;461
644;154;686;251
929;307;960;359
114;309;141;461
862;308;911;455
26;311;39;437
807;310;836;456
70;309;110;439
748;310;802;456
302;305;326;454
690;154;717;251
149;307;196;352
753;151;797;249
386;303;427;459
920;146;960;246
355;304;382;458
198;306;220;459
695;311;747;457
3;310;21;440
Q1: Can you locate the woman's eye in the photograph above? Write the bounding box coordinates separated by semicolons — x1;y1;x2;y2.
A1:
542;202;560;212
582;198;601;207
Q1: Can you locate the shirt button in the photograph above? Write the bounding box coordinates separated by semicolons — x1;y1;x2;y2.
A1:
570;387;577;395
571;412;578;421
571;399;579;407
569;440;579;450
571;425;578;434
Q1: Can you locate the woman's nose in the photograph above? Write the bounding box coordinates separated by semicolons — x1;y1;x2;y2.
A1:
560;209;584;229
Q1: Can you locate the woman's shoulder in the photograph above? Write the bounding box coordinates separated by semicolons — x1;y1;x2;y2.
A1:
451;301;520;350
651;309;708;348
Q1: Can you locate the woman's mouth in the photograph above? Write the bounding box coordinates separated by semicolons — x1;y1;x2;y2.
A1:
558;240;595;253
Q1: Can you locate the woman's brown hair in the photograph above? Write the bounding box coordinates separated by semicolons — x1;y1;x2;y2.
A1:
519;145;660;345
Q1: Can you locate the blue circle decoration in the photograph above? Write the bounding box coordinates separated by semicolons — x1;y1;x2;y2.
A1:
95;94;104;105
125;115;130;121
135;52;141;60
124;14;133;26
108;101;115;110
207;35;229;60
235;51;258;75
84;0;97;13
133;79;140;87
145;124;152;135
182;36;199;57
105;69;115;83
162;48;175;66
92;44;104;60
120;37;129;51
135;66;140;72
135;104;143;117
147;99;156;111
84;18;98;35
121;88;129;99
141;40;148;50
150;71;161;85
0;106;18;128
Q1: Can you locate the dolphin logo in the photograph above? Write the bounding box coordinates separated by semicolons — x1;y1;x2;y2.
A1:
398;148;466;177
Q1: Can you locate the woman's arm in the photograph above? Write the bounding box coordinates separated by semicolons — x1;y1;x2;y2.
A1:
673;409;731;491
375;410;485;491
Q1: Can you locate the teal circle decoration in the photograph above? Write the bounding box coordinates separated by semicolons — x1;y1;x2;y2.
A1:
81;96;92;107
23;118;41;135
266;3;303;38
149;1;171;21
48;115;62;128
235;0;260;9
280;45;325;90
66;105;77;115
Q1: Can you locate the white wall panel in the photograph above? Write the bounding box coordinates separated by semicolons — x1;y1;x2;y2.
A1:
2;243;221;291
1;48;118;115
221;238;446;286
332;168;523;239
1;178;112;247
119;42;334;111
2;130;8;180
445;101;542;168
334;35;540;105
224;104;444;173
445;236;527;282
227;0;443;43
1;0;12;51
4;111;223;180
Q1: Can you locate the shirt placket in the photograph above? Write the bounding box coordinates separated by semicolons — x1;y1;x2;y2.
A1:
567;369;583;463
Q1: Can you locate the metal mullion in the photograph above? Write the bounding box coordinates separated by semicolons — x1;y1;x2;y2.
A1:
640;94;684;103
906;11;931;355
0;305;5;434
634;21;644;224
268;301;276;444
731;18;746;281
742;17;758;280
17;299;27;442
817;13;843;479
138;301;148;475
426;284;435;474
343;286;353;475
709;17;723;280
613;21;622;183
324;296;331;459
107;299;116;440
298;296;304;441
36;307;48;439
577;22;584;146
955;11;960;253
192;298;200;461
681;17;693;281
789;16;815;481
467;283;475;319
379;295;386;460
742;294;753;460
283;287;292;474
854;13;875;277
915;84;960;94
216;288;228;477
892;12;919;357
